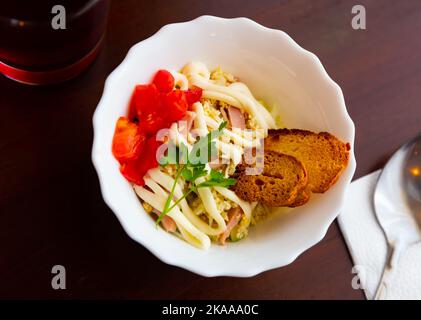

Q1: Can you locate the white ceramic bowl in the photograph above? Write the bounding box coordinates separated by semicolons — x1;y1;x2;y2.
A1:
92;16;356;277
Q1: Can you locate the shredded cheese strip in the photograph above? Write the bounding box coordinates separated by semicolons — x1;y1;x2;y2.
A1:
170;71;189;90
181;61;210;80
213;187;255;220
204;114;221;129
170;123;192;151
191;102;208;137
204;115;261;149
215;140;243;166
147;168;226;236
195;176;227;231
134;185;210;249
182;62;276;130
223;129;261;149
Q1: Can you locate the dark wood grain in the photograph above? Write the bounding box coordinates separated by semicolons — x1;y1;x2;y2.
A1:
1;0;420;299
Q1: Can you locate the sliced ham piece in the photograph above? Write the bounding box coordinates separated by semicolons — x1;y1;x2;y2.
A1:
227;106;246;130
161;216;177;233
218;207;243;245
153;209;177;233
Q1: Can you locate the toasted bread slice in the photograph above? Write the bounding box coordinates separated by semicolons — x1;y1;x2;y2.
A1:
288;188;310;207
232;151;308;207
265;129;350;193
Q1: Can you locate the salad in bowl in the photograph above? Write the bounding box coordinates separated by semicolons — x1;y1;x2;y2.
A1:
92;16;355;276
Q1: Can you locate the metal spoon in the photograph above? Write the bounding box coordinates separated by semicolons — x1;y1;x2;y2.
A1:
373;134;421;299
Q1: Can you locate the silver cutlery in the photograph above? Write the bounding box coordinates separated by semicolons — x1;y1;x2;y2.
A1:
373;134;421;299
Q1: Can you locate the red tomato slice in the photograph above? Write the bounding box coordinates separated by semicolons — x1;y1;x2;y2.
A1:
185;86;203;106
120;159;145;186
127;90;138;122
119;136;162;186
164;89;188;122
134;84;161;118
112;117;145;163
152;70;175;93
146;135;162;168
138;112;170;135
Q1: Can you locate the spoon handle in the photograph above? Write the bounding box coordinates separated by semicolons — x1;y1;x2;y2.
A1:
374;242;404;300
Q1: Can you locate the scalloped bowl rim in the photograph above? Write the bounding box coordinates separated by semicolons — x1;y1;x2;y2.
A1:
92;15;356;277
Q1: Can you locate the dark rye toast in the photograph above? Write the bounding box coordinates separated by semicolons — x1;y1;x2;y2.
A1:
288;188;310;207
232;151;308;207
265;129;350;195
232;129;350;207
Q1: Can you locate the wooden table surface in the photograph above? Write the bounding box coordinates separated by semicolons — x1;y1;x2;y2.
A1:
1;0;421;299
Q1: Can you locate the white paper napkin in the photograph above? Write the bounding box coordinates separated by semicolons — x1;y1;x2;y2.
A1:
338;170;421;300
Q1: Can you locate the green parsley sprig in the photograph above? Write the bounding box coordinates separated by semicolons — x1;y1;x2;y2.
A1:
156;121;236;225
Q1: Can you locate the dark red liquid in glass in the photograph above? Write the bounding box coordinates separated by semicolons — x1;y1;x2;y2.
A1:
0;0;110;84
